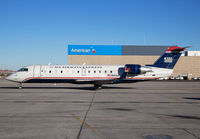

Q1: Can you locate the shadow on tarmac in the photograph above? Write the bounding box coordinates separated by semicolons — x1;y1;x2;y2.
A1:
0;86;135;91
167;114;200;120
183;97;200;100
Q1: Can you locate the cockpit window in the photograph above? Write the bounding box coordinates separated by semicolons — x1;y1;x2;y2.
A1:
18;68;28;72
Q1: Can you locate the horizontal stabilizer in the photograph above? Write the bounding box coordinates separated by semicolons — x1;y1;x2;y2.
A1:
166;46;190;53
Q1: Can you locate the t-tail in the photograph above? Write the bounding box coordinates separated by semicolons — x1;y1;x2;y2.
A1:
147;46;188;69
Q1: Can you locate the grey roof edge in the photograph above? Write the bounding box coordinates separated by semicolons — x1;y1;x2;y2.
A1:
122;45;177;47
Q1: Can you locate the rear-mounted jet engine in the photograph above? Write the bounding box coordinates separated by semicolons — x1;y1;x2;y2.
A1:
125;64;152;76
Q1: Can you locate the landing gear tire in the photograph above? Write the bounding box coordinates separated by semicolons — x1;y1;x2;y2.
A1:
94;84;102;90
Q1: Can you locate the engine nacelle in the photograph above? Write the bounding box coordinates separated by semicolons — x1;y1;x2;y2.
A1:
125;64;141;75
125;64;152;76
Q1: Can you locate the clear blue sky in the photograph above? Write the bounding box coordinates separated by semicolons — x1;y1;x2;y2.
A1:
1;0;200;70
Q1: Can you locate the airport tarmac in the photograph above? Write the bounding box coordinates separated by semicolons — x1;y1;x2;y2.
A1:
0;79;199;139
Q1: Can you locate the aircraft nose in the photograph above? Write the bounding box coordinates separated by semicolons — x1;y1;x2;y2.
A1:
6;74;16;81
6;73;20;82
6;75;12;81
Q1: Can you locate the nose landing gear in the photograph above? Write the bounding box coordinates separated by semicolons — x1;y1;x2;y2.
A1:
18;83;23;89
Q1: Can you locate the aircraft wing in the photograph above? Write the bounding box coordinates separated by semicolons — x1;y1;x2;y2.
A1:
75;78;117;84
75;78;151;84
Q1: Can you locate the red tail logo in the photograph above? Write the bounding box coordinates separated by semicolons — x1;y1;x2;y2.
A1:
125;67;130;72
92;49;96;53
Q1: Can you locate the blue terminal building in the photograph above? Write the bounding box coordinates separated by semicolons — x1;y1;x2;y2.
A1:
67;45;200;78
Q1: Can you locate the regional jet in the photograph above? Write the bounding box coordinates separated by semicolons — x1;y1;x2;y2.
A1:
6;46;187;89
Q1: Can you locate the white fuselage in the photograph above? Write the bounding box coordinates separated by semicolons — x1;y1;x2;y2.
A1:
6;64;173;83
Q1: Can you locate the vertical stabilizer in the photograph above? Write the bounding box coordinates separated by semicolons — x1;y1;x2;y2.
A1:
148;46;187;69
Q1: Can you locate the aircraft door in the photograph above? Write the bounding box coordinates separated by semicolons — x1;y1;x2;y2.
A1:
82;67;86;76
33;65;41;77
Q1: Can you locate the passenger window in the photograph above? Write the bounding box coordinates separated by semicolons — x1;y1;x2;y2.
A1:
110;71;112;73
99;71;101;73
94;71;96;73
105;71;107;73
88;71;90;73
77;71;80;73
49;70;51;73
61;71;63;73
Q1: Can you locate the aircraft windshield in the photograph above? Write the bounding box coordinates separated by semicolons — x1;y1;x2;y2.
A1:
18;68;28;72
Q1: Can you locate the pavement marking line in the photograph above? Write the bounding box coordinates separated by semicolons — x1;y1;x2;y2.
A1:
182;128;200;139
75;91;97;139
70;112;108;139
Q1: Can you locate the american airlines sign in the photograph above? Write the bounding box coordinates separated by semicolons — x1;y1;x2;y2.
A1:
71;48;91;53
68;45;122;55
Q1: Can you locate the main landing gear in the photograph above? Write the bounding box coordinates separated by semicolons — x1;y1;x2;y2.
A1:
94;84;102;90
